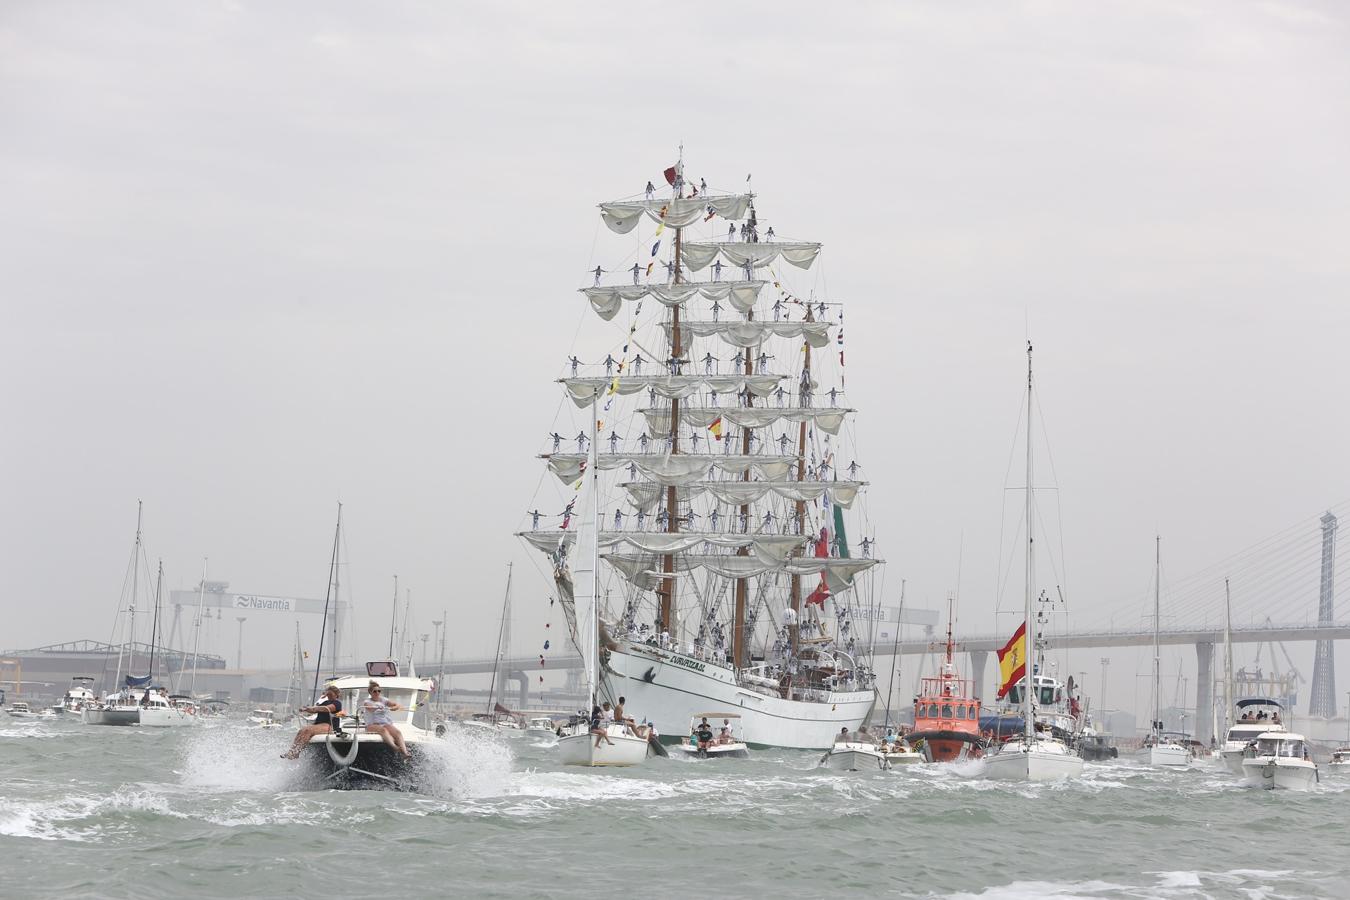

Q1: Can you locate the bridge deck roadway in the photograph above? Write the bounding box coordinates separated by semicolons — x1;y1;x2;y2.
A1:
897;621;1350;654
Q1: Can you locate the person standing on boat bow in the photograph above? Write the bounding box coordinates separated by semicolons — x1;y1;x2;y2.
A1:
362;682;411;759
282;685;342;759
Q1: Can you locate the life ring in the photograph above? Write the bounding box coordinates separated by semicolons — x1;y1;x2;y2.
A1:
325;733;360;767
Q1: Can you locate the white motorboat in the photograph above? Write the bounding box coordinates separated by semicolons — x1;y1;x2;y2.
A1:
461;712;523;736
1326;747;1350;770
1219;699;1287;776
524;716;558;740
294;660;439;790
6;702;53;720
57;676;98;714
985;735;1086;781
248;708;281;728
678;713;750;759
1241;732;1318;791
881;738;925;767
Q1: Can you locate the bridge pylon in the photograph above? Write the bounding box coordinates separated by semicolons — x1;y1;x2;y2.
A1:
1310;512;1338;718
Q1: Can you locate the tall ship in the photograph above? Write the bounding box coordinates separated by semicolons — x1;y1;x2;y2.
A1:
521;159;883;750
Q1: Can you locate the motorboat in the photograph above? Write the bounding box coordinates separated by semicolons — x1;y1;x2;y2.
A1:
248;708;282;728
1219;698;1287;775
524;716;558;740
907;614;984;763
879;733;925;766
57;676;98;715
822;729;891;771
678;712;750;759
984;733;1085;781
1326;747;1350;770
1076;730;1119;761
292;660;438;789
1241;732;1318;791
461;711;523;735
6;702;53;720
1139;731;1193;767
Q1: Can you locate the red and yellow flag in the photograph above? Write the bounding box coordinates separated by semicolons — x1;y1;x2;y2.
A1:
996;621;1028;699
707;416;724;441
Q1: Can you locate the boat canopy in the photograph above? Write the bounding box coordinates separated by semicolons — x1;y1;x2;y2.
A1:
1235;697;1283;709
692;711;742;719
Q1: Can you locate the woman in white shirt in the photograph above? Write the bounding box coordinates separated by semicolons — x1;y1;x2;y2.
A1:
362;682;411;759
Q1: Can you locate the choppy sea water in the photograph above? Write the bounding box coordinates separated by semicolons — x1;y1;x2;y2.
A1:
1;718;1348;899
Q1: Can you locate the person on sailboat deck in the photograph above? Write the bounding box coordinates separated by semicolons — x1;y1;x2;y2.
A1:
590;705;613;748
362;683;411;759
835;726;851;744
282;685;341;759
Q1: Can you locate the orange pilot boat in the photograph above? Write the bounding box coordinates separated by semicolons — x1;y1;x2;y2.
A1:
908;617;984;762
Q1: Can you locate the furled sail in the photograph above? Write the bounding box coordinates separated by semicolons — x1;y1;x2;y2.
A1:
544;453;798;484
580;281;763;321
604;552;878;589
680;241;822;272
661;320;832;349
622;480;863;511
598;195;752;234
640;406;852;436
519;530;805;559
563;374;783;407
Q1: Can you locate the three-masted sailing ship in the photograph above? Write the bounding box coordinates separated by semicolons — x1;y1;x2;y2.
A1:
521;160;883;750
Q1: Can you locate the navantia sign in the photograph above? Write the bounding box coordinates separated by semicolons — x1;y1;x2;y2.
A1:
233;595;294;612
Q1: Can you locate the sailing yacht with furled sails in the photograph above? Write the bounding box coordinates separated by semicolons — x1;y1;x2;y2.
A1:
521;159;883;750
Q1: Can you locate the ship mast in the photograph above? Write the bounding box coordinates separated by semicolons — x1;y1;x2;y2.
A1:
659;162;684;637
732;278;755;669
789;304;815;657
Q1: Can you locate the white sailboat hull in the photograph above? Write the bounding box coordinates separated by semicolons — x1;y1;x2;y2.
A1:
82;706;139;726
822;743;888;771
557;729;649;767
604;641;871;750
984;739;1085;781
139;706;196;728
1144;743;1191;766
1242;757;1318;791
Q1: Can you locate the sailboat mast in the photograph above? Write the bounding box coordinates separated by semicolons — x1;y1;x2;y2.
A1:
1153;535;1161;734
388;575;399;658
487;564;512;714
311;503;342;699
149;560;163;685
883;579;906;729
1223;577;1234;734
660;173;685;637
121;500;144;690
1023;342;1035;744
189;558;208;695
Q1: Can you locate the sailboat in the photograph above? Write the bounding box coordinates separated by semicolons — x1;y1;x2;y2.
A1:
521;160;881;750
556;399;651;766
463;566;524;735
983;343;1085;782
84;502;150;727
1139;536;1190;765
138;560;195;727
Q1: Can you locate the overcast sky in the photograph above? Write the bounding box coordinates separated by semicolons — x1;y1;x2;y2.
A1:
3;1;1347;717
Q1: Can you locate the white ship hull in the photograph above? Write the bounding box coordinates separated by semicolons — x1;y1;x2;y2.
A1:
984;739;1085;782
604;641;872;750
139;706;196;728
822;743;888;771
1145;743;1191;767
1242;757;1318;791
557;727;649;767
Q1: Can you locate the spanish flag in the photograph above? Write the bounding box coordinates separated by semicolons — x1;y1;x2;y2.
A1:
996;621;1027;699
707;416;724;441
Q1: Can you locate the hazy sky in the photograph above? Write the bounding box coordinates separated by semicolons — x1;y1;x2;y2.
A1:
3;2;1348;717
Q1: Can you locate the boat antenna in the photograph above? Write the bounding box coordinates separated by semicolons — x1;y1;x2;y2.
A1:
882;579;905;730
311;503;342;701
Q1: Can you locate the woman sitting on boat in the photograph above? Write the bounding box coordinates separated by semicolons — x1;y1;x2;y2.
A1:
361;682;411;759
282;685;341;759
589;705;614;748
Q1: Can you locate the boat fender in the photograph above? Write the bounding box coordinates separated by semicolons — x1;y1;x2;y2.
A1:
642;667;656;683
326;734;360;767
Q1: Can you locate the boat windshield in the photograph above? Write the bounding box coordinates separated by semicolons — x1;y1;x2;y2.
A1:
1255;738;1305;757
